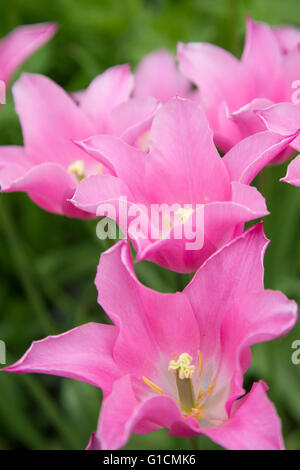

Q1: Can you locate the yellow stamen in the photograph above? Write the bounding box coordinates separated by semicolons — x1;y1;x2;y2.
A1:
196;388;206;405
162;213;173;230
97;163;103;174
142;376;164;395
68;160;85;181
176;207;194;224
198;351;203;378
168;353;195;380
137;131;152;152
191;406;205;419
207;375;217;395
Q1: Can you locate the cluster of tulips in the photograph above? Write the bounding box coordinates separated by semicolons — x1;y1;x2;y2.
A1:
1;17;300;450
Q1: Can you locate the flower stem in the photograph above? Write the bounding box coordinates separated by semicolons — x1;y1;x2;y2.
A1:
190;436;200;450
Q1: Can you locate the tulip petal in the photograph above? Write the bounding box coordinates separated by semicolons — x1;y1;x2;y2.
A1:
223;130;299;184
95;375;200;450
184;224;268;360
109;96;159;146
79;65;134;131
12;73;96;168
0;23;57;84
203;381;285;450
134;49;190;102
76;135;146;201
242;18;284;99
96;241;200;376
257;102;300;136
281;154;300;186
145;97;231;204
219;290;297;412
273;26;300;53
3;162;91;217
70;173;134;221
230;98;273;138
177;42;250;114
3;323;120;395
0;146;30;190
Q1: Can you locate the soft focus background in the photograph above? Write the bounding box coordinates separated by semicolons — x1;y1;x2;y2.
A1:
0;0;299;450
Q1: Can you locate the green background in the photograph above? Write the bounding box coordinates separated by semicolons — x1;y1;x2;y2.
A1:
0;0;299;450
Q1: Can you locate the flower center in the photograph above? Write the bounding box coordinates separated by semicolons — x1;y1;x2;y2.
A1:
176;207;194;224
142;351;217;421
168;353;195;379
68;160;86;181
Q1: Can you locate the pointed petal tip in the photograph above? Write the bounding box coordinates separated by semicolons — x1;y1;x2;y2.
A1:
38;22;58;35
176;41;185;54
12;71;45;94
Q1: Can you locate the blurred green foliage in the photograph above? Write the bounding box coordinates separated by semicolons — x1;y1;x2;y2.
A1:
0;0;299;450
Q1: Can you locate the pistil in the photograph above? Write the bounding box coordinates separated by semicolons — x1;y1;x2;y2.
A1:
175;372;196;414
168;353;196;413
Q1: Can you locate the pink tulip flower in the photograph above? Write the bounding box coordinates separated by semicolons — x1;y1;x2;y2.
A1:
0;67;159;217
178;17;300;163
71;97;298;272
0;22;57;100
3;224;297;450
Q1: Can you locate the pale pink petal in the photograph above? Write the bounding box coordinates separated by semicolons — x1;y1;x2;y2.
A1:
4;162;90;217
79;65;134;131
109;96;159;146
257;102;300;136
177;42;251;116
257;103;300;153
96;241;200;376
214;101;243;151
230;98;273;138
95;375;200;450
223;130;299;184
12;73;96;168
184;224;268;360
202;184;268;253
282;46;300;99
134;49;190;103
273;26;300;53
203;381;285;450
145;97;231;204
95;376;153;450
231;181;268;215
96;242;159;377
76;135;146;202
70;173;133;219
219;289;297;412
242;17;285;100
0;23;57;84
3;323;120;396
222;290;297;376
281;154;300;186
0;146;30;190
136;233;215;274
